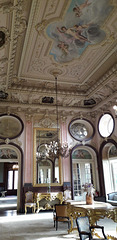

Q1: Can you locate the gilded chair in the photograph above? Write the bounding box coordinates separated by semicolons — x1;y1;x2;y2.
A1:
76;216;107;240
54;204;70;230
25;191;36;214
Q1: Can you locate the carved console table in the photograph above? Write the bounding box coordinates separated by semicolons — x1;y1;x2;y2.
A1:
35;192;63;212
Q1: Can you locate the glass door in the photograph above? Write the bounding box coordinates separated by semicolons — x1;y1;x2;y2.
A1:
72;148;96;201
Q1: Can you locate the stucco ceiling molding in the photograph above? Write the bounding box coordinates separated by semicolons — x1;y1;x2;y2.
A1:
35;0;70;36
76;42;117;86
92;90;117;112
6;0;24;88
87;63;117;97
18;0;39;76
0;100;92;113
18;0;69;76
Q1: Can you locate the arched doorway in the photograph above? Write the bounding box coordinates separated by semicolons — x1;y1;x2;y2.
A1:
0;144;23;212
102;143;117;195
70;145;99;200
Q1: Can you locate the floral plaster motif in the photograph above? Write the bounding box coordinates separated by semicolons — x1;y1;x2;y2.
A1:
46;0;113;63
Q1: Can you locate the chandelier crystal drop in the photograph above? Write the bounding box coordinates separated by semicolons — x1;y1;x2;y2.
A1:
45;73;70;159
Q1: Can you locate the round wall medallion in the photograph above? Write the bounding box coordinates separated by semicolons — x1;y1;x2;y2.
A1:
0;114;24;139
68;118;95;142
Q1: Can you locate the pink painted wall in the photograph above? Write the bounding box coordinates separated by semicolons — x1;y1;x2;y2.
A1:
24;121;33;183
61;121;71;182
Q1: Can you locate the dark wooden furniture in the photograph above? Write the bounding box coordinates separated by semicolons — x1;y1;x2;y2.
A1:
76;216;107;240
54;204;71;230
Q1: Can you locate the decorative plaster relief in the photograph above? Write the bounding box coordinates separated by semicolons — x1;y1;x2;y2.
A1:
33;116;55;128
0;2;21;14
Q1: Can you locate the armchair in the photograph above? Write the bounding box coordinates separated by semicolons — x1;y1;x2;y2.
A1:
76;216;107;240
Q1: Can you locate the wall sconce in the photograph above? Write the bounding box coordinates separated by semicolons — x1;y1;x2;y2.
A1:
113;104;117;117
12;164;19;170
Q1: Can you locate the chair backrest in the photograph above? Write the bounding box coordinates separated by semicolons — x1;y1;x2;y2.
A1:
55;204;68;217
64;189;71;201
25;191;34;203
76;216;91;240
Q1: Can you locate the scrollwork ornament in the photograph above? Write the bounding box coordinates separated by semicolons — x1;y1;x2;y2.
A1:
5;138;10;144
0;2;19;14
35;20;48;35
17;18;27;36
13;139;22;147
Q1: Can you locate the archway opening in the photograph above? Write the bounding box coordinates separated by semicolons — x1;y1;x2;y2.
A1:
71;145;98;201
0;145;22;213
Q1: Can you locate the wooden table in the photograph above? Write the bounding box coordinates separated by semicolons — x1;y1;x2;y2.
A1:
67;201;117;239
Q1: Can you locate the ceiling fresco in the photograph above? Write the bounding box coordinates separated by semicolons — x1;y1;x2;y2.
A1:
0;0;116;120
47;0;113;63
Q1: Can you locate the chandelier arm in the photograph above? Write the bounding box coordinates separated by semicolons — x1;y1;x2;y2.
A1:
55;76;59;142
45;74;69;159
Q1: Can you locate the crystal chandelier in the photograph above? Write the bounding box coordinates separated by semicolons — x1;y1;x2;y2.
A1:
45;73;69;159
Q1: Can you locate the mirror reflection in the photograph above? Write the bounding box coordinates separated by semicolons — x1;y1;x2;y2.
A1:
34;128;61;185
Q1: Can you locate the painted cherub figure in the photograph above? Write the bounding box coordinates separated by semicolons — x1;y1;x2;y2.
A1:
57;41;69;55
73;0;91;17
57;26;90;43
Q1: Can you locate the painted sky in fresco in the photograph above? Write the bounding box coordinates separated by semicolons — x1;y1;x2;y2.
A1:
46;0;113;63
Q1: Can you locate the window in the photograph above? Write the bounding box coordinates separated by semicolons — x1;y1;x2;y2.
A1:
73;163;81;197
8;171;13;190
103;145;117;194
98;113;114;138
68;118;95;142
7;170;18;190
85;163;93;184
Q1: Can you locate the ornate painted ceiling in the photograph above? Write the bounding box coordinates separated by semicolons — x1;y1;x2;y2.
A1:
0;0;117;118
